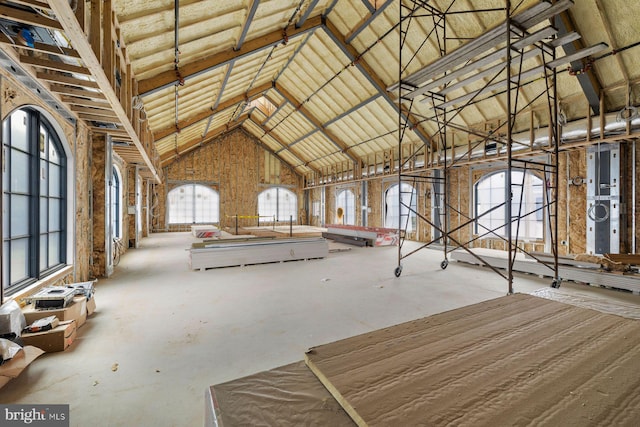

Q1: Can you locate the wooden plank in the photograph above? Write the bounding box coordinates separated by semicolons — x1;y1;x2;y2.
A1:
48;84;106;99
605;254;640;265
19;55;91;75
36;72;99;88
61;96;111;109
208;361;355;427
6;0;51;11
70;105;119;118
78;113;120;124
0;33;80;59
305;294;640;426
50;0;160;183
0;5;62;30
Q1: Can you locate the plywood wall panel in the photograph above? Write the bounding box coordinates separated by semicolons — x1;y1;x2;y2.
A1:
567;150;587;255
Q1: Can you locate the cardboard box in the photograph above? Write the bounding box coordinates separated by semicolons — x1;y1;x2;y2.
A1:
20;321;76;353
22;296;85;325
0;346;44;390
87;297;96;316
0;300;26;337
73;296;87;328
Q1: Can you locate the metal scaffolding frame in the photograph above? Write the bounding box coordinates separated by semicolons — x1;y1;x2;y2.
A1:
392;0;573;292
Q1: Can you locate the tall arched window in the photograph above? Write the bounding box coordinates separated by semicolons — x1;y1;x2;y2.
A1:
384;183;417;232
475;170;544;239
3;108;67;293
258;188;297;223
168;184;219;224
111;166;122;238
335;189;355;225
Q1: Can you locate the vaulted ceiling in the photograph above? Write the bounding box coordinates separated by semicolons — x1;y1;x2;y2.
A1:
0;0;639;182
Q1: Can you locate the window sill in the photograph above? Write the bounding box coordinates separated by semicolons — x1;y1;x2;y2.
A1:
5;265;74;306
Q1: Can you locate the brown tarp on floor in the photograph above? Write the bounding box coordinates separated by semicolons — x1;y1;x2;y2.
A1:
208;361;356;426
305;294;640;426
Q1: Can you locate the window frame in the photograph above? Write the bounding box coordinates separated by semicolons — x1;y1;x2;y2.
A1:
167;183;220;225
258;187;298;223
3;107;67;294
474;169;545;240
384;183;417;232
335;188;356;225
111;165;122;239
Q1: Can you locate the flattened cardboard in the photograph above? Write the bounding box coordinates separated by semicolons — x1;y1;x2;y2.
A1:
22;296;85;325
74;296;87;328
0;346;44;390
86;297;96;316
20;320;76;353
208;361;355;427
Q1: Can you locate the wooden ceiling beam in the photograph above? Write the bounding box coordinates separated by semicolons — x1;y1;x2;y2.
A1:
49;0;161;183
248;116;320;174
70;105;119;118
61;95;111;108
0;32;80;59
274;82;361;165
36;71;99;88
0;4;63;31
159;120;246;165
48;84;105;99
78;113;120;124
555;12;603;114
323;20;434;150
138;15;323;96
6;0;51;12
152;81;272;140
20;54;91;75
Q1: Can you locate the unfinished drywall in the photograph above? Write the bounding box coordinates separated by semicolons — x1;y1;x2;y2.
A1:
304;294;640;426
154;129;303;232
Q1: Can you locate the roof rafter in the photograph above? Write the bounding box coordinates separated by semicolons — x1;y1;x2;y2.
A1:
160;116;248;165
296;0;320;28
555;11;603;114
138;15;324;97
49;0;161;182
249;116;320;174
235;0;260;51
0;4;63;30
153;81;273;141
345;0;394;44
273;82;361;165
323;19;434;149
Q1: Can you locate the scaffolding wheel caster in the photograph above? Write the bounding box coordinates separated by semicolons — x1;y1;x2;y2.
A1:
440;259;449;270
550;279;560;289
394;266;403;277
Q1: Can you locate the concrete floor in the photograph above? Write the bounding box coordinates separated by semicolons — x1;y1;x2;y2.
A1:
1;232;639;426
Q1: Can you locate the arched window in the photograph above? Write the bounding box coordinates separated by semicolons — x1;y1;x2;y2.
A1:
384;183;417;232
3;108;67;293
111;166;122;238
168;184;219;224
475;170;544;239
335;189;355;225
258;188;297;223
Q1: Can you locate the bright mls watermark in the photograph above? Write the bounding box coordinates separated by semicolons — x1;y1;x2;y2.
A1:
0;405;69;426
